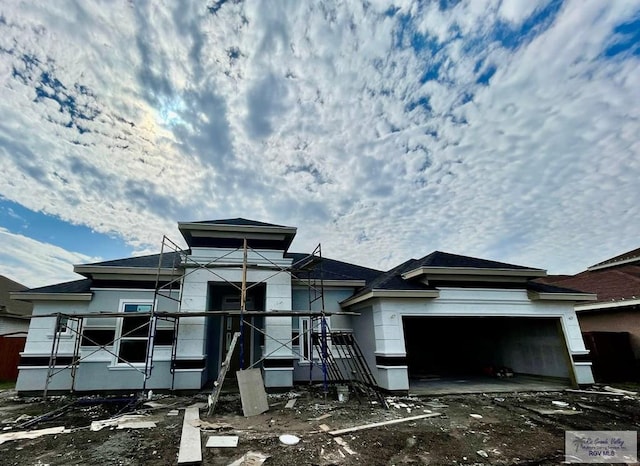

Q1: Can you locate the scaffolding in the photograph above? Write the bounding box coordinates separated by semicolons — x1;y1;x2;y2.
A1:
36;235;385;405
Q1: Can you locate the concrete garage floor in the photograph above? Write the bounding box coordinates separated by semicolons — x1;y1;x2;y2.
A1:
409;375;571;395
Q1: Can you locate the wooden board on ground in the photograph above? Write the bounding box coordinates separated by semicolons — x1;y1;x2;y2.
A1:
328;413;442;436
236;368;269;417
177;406;202;464
208;332;240;416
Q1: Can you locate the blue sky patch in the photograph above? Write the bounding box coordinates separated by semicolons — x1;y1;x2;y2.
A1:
0;197;131;260
604;15;640;57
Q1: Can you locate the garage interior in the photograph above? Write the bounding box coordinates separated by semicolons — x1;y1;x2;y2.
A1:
402;316;574;393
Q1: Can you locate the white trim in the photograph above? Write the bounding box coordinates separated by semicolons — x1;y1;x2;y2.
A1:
588;256;640;271
11;292;92;301
527;291;597;302
341;289;440;307
113;299;154;366
401;266;546;280
576;298;640;311
73;266;178;276
292;279;366;288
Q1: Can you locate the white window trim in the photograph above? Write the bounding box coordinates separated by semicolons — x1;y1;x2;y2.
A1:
113;299;154;367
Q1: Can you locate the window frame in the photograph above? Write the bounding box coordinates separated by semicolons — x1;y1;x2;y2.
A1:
113;299;154;367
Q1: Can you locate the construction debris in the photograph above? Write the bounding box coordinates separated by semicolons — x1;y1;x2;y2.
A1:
237;368;269;417
0;426;69;445
205;435;239;448
90;414;156;431
279;434;300;445
227;451;269;466
284;399;297;409
334;436;357;455
603;385;637;396
177;406;202;464
328;413;442;436
469;413;483;419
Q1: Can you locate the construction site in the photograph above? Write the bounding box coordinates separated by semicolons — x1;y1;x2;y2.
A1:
1;381;640;465
6;219;640;466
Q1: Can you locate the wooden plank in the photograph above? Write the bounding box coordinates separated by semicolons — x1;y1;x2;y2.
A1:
177;406;202;464
207;332;240;416
236;368;269;417
328;413;442;436
285;399;297;409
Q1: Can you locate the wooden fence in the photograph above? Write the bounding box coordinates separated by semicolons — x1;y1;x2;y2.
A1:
0;336;26;381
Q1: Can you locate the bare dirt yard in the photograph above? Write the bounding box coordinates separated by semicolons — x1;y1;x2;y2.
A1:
0;384;639;465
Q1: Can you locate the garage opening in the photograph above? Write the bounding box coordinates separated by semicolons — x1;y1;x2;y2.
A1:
402;317;573;388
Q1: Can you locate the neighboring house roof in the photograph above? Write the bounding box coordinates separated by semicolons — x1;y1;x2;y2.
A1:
588;246;640;271
537;264;640;307
0;275;33;316
536;245;640;310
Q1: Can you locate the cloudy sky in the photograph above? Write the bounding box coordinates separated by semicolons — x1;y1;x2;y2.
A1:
0;0;639;287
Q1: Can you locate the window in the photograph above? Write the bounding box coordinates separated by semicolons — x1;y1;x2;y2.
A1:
116;302;152;365
298;318;331;363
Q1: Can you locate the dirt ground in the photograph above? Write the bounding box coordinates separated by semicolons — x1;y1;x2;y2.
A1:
0;384;639;466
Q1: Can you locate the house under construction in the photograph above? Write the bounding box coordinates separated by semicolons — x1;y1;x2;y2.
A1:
12;218;597;395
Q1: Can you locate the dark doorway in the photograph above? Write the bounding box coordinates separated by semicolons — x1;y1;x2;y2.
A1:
207;283;266;377
402;316;572;381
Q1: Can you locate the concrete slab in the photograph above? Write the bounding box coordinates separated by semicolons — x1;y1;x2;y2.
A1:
236;369;269;417
177;406;202;464
206;436;239;448
409;375;571;396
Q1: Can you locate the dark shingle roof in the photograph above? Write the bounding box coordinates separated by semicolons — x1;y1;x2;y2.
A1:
82;252;182;268
526;281;588;294
186;218;289;228
21;279;93;294
287;253;382;283
413;251;534;270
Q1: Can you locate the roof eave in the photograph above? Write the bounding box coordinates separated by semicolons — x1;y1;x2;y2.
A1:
73;266;179;278
291;279;366;288
341;289;440;307
10;291;93;302
402;266;547;280
587;256;640;271
576;297;640;312
527;291;597;302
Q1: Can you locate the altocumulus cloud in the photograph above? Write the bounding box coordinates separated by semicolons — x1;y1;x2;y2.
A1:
0;0;639;286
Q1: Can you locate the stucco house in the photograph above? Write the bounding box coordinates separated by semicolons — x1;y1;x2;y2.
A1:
537;247;640;381
12;219;596;394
